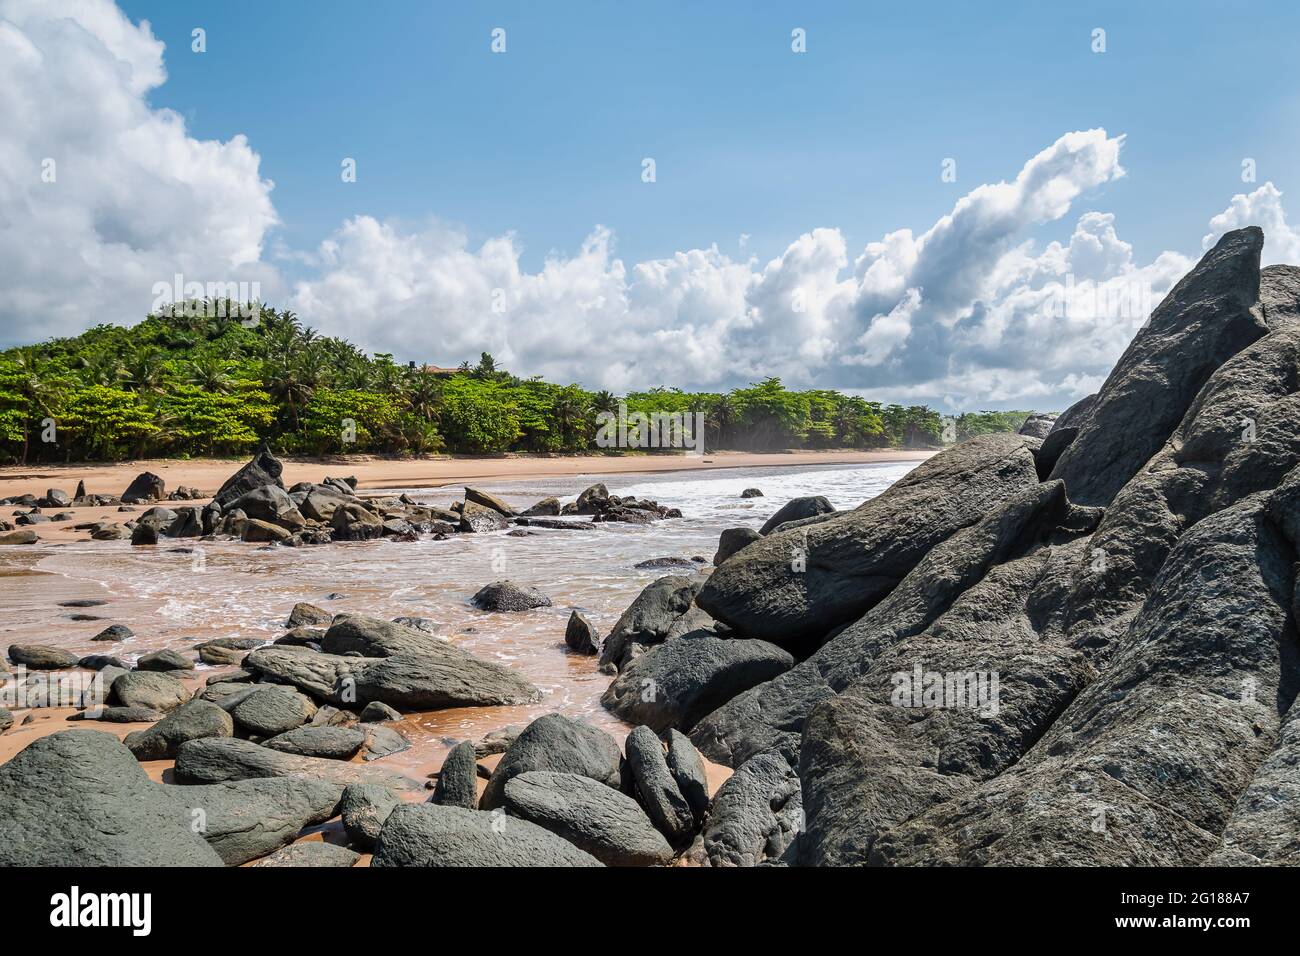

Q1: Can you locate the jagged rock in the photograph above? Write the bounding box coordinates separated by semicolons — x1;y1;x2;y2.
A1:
480;713;623;810
174;737;422;791
1049;227;1267;505
330;503;383;541
229;484;300;526
130;523;158;546
598;574;708;672
625;725;695;845
124;699;234;760
340;783;401;849
361;724;410;761
702;752;802;867
121;472;166;504
431;740;478;808
162;777;342;865
759;495;834;534
372;803;602;867
471;581;552;612
213;447;285;510
91;623;133;642
564;610;600;655
43;488;71;508
741;488;764;498
503;771;674;866
602;631;794;733
166;508;202;538
574;483;610;514
464;487;516;516
0;730;222;866
522;497;561;516
1018;413;1057;438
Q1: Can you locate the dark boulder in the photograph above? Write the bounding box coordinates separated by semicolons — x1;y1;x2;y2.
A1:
458;501;509;533
624;725;695;846
480;713;623;810
431;740;479;808
471;581;552;612
124;699;234;760
8;644;78;669
759;495;834;534
121;472;166;504
339;783;401;849
464;487;516;516
174;737;422;791
135;648;194;672
714;527;762;566
371;803;602;867
564;610;601;655
264;725;367;760
213;446;285;510
702;752;802;867
597;574;709;672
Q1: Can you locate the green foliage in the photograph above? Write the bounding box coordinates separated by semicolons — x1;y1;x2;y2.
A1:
0;306;1039;463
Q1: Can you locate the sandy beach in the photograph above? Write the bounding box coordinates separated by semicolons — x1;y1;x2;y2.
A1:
0;448;934;502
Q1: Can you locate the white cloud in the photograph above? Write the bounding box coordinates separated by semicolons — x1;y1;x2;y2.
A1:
1;1;1295;415
0;0;280;346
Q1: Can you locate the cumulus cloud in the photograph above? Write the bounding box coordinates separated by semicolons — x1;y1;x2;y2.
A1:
0;0;280;346
2;0;1296;414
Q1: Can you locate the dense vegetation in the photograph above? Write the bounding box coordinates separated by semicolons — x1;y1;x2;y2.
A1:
0;303;1041;463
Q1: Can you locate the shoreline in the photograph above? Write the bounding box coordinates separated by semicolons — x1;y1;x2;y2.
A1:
0;448;936;500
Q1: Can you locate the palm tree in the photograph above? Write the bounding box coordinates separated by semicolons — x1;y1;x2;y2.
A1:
186;356;236;393
10;349;63;464
122;347;168;394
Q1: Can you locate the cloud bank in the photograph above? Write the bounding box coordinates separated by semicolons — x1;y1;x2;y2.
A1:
1;0;1294;413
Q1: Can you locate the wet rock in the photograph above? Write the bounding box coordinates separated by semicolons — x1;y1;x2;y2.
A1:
458;500;510;533
574;483;610;514
431;740;478;808
130;523;158;546
372;803;602;867
124;699;234;760
330;502;383;541
521;497;561;516
740;488;764;498
166;508;202;538
174;737;422;791
361;724;411;761
213;447;285;510
464;486;517;516
230;685;317;737
91;623;133;643
504;771;674;866
702;752;802;867
8;644;79;669
471;580;552;612
0;730;221;866
624;725;695;846
264;725;366;760
286;601;333;628
480;713;623;811
0;529;38;545
714;527;762;566
597;574;708;673
360;701;402;723
759;495;834;534
251;841;360;867
564;610;600;655
475;724;524;757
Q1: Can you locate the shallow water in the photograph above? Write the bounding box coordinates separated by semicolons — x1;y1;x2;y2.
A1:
0;461;913;775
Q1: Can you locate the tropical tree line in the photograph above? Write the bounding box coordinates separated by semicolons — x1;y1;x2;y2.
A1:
0;302;1042;463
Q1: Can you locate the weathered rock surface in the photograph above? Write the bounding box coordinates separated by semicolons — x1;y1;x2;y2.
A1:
112;670;189;712
124;699;234;760
564;610;601;655
213;447;285;510
340;783;401;849
8;644;78;669
503;771;674;866
174;737;423;791
597;574;708;672
702;752;802;867
480;713;623;810
264;725;366;760
759;495;835;534
431;740;479;808
625;725;695;845
251;841;360;867
372;803;603;867
471;580;552;612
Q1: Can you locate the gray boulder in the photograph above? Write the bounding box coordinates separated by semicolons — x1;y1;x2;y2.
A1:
340;783;401;849
480;713;623;810
251;841;360;867
564;610;600;655
230;685;317;737
264;725;367;760
174;737;423;791
464;486;516;516
459;501;509;533
714;527;762;566
373;803;603;867
122;471;166;504
665;729;710;826
759;495;834;534
8;644;78;669
135;648;194;672
503;771;674;866
597;574;709;672
624;725;695;846
124;699;233;760
213;447;285;510
702;752;802;867
471;580;552;612
431;740;479;808
112;670;189;712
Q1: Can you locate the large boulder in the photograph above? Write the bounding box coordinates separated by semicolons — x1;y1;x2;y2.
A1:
124;699;234;760
597;574;709;672
624;725;695;846
601;631;794;733
696;434;1041;650
759;495;835;534
431;740;479;808
714;527;762;566
162;777;342;865
264;725;366;760
480;713;623;811
111;670;189;712
458;500;509;533
372;803;602;867
229;685;317;737
1049;227;1267;505
471;581;552;612
121;471;166;504
331;502;383;541
464;487;516;516
229;485;301;526
702;752;802;867
213;446;285;510
8;644;78;669
0;730;222;866
339;783;401;849
503;771;674;866
564;610;600;655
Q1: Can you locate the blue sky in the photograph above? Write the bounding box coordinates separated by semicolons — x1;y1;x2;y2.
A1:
5;0;1299;410
117;0;1299;272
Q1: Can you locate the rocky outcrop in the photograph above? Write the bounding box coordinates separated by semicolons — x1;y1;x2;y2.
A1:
213;446;285;510
701;752;802;867
597;574;709;672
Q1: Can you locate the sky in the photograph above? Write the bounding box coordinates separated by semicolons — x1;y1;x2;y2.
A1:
3;0;1299;412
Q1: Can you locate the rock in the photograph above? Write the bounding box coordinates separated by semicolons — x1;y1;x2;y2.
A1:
471;581;552;612
44;488;71;508
340;783;401;849
121;471;166;504
431;740;479;808
91;623;133;642
702;752;802;866
714;527;762;566
464;486;516;516
135;648;195;672
624;726;695;845
90;524;128;540
300;485;353;521
634;556;696;570
665;729;709;826
124;699;234;760
602;631;794;733
0;730;221;866
213;446;285;510
1049;227;1267;505
275;626;324;647
175;737;422;791
320;612;442;656
504;771;674;866
564;610;600;655
331;502;383;541
391;615;437;635
77;654;125;670
264;725;367;760
198;644;246;666
475;724;524;757
759;495;834;534
251;841;360;867
230;685;317;737
163;777;342;865
372;803;602;867
73;480;86;498
229;484;300;525
480;713;623;810
1017;413;1057;438
0;708;12;732
697;433;1041;650
458;500;510;533
243;518;291;543
362;724;411;761
360;701;402;723
243;643;539;712
130;523;158;546
0;529;38;545
8;644;78;669
598;574;708;672
286;601;333;628
165;508;202;538
521;497;561;516
740;488;764;498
